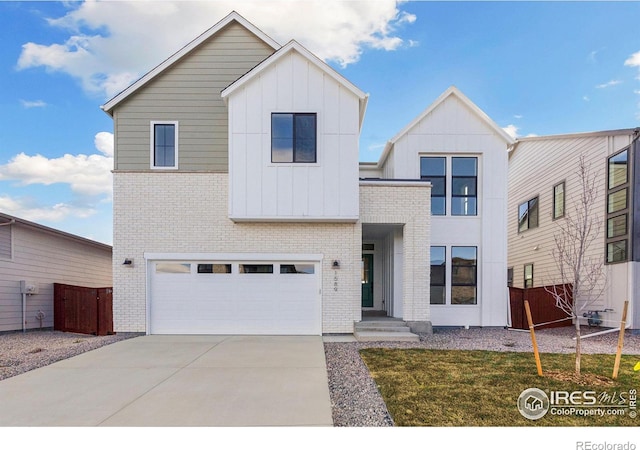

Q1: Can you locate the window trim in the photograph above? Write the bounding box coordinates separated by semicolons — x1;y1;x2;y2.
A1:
0;221;13;261
150;121;179;170
518;196;539;233
270;113;317;164
605;146;631;264
552;181;565;220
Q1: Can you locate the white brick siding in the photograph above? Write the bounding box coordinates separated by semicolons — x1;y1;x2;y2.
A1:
113;172;360;333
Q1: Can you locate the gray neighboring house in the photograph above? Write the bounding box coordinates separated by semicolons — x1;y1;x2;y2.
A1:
0;212;113;332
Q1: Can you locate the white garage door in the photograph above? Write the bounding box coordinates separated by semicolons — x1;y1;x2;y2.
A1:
149;259;321;335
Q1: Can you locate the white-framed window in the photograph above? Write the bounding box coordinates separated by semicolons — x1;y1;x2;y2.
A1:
150;121;179;169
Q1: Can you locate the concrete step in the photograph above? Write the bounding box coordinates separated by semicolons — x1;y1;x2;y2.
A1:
355;324;412;332
353;330;420;342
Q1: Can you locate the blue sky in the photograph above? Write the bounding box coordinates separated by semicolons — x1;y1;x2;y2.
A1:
0;0;639;245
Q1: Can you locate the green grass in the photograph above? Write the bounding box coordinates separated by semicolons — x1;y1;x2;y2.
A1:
359;348;640;426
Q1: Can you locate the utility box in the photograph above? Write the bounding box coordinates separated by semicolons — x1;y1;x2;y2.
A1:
20;280;39;295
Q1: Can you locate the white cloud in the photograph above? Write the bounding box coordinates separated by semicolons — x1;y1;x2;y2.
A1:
0;132;113;197
0;195;96;223
502;124;519;139
20;99;48;108
595;80;622;89
17;0;417;98
624;50;640;67
583;96;590;102
514;114;523;119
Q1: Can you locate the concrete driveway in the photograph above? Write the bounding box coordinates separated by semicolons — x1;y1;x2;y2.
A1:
0;335;333;426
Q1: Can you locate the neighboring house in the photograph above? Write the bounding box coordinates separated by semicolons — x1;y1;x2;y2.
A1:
507;129;640;330
0;212;113;333
101;11;512;335
360;87;514;327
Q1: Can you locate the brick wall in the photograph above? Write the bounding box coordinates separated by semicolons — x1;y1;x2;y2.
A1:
113;172;360;333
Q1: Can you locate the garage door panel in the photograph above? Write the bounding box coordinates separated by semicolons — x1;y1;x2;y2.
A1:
149;260;320;335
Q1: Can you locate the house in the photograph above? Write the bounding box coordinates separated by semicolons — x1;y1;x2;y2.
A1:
0;212;113;332
507;128;639;330
101;11;512;335
360;87;515;327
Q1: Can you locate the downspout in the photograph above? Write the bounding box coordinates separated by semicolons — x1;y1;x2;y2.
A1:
22;292;26;333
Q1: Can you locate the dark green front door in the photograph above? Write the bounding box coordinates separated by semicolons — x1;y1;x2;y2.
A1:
361;254;374;307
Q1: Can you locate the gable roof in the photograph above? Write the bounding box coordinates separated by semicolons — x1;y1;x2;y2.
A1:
101;11;280;115
375;86;515;167
0;212;112;250
221;39;369;130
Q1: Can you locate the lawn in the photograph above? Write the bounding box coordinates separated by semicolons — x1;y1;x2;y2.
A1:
359;348;639;426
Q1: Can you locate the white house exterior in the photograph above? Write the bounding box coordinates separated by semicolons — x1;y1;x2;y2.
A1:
102;12;512;335
360;87;515;327
508;129;639;330
0;213;113;333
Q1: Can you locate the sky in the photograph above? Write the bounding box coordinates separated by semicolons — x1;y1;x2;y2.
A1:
0;0;639;246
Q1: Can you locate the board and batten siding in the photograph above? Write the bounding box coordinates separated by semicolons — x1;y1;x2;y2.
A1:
227;49;360;221
507;132;634;313
0;223;112;332
113;22;275;172
378;92;510;326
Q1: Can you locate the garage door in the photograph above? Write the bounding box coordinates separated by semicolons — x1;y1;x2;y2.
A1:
149;259;321;335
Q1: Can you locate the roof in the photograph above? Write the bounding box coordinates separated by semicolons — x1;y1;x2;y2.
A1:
221;40;369;131
375;86;516;168
0;212;112;251
101;11;280;115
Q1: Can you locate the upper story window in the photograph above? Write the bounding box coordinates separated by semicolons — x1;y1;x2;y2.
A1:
271;113;317;163
151;121;178;169
606;147;630;264
451;157;477;216
420;157;446;215
518;197;538;232
0;222;12;260
553;182;565;220
420;156;478;216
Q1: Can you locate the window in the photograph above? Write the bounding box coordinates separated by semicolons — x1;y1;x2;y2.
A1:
553;182;565;219
605;148;630;264
271;113;316;163
451;247;477;305
156;263;191;274
239;264;273;274
430;246;446;305
280;264;315;274
151;122;178;169
507;267;514;287
451;157;477;216
518;197;538;232
197;264;232;274
420;157;446;215
524;264;533;288
0;222;12;260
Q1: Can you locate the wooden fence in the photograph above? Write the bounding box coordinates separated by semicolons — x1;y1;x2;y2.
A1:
509;284;572;330
53;283;113;336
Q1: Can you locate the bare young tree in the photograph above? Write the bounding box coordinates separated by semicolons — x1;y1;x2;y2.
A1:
546;154;606;375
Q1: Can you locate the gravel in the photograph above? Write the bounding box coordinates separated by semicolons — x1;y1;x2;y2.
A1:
2;327;639;427
325;327;640;427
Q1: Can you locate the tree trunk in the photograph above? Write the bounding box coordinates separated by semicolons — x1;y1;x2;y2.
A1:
575;320;581;375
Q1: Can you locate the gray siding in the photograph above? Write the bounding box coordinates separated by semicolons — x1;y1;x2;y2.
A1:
0;224;112;332
114;22;275;172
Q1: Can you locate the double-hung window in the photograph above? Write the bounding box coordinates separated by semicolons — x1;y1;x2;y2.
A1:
430;246;446;304
430;245;478;305
553;182;565;220
420;157;446;215
605;147;630;263
151;121;178;169
271;113;317;163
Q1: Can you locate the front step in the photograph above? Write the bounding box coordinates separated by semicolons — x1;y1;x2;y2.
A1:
354;319;420;342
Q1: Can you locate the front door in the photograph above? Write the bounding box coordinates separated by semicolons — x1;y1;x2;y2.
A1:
361;254;374;307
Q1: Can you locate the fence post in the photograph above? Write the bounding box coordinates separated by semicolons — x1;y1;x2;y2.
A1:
524;300;543;376
612;300;629;380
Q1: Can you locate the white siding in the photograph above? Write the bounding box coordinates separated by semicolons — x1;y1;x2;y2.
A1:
380;93;510;326
227;50;360;222
0;224;112;332
507;132;635;326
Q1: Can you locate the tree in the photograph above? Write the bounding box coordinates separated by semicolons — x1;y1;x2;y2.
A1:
546;154;606;376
